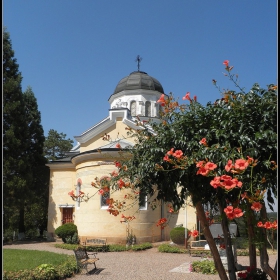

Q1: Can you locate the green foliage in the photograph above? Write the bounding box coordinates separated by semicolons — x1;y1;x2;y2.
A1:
83;245;108;252
170;226;189;244
65;232;79;244
3;256;76;280
3;249;70;271
126;233;136;245
189;250;212;257
3;27;30;233
130;242;153;251
237;249;260;256
235;237;249;249
158;244;186;253
3;230;16;243
108;244;128;252
3;28;49;234
54;243;79;250
22;87;50;233
54;223;78;243
35;264;57;279
191;259;217;274
105;67;277;278
89;243;152;252
55;242;126;252
111;80;277;209
44;129;74;161
54;242;152;252
53;241;267;256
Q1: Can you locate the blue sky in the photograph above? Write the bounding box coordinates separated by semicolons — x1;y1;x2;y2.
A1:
3;1;278;211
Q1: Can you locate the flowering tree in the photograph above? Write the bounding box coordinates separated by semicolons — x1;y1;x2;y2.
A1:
69;61;277;280
156;62;277;279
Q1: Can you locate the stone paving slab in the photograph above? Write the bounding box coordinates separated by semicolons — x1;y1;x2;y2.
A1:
169;262;191;273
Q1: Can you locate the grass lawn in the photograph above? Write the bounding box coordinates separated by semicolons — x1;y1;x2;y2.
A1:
3;249;71;272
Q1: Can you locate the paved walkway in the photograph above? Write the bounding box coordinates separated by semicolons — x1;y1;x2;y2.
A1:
3;241;277;280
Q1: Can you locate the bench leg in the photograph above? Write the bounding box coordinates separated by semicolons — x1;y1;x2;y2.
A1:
78;263;88;275
78;262;97;275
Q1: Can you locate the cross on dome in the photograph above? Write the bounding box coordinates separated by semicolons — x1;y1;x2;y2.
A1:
135;55;142;71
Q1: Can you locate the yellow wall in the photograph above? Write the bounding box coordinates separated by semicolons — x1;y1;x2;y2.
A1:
47;169;76;232
47;117;197;244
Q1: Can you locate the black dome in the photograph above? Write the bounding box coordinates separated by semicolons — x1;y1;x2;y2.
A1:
112;71;164;95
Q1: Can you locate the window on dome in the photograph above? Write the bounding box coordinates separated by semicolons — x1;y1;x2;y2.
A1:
130;101;136;116
145;101;151;117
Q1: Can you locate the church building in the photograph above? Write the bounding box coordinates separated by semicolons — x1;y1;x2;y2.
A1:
46;68;197;244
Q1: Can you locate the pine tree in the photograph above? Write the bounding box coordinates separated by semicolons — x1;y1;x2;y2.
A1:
44;129;74;161
3;27;30;233
23;86;49;235
3;28;49;235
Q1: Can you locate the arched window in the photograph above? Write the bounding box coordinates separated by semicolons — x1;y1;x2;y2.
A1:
130;101;136;116
139;192;147;210
145;101;151;117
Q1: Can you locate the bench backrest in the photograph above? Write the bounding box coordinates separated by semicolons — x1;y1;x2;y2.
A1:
86;238;106;245
73;248;88;261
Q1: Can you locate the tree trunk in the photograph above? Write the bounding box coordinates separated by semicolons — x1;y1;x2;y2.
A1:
259;206;277;280
219;202;236;280
247;206;257;268
196;201;228;280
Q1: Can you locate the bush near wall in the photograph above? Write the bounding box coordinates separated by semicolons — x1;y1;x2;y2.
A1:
170;226;189;245
54;223;78;243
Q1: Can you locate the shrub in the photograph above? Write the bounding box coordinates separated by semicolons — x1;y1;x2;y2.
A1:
158;244;186;253
35;264;58;279
65;232;79;244
107;244;128;252
170;226;189;245
54;223;78;243
3;230;15;243
25;228;40;239
191;259;217;275
54;243;79;250
85;245;109;252
235;237;249;249
236;249;260;256
190;250;212;257
54;242;152;252
131;242;153;251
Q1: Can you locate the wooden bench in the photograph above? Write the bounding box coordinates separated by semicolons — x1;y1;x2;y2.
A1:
73;247;99;274
80;237;107;252
188;240;211;256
